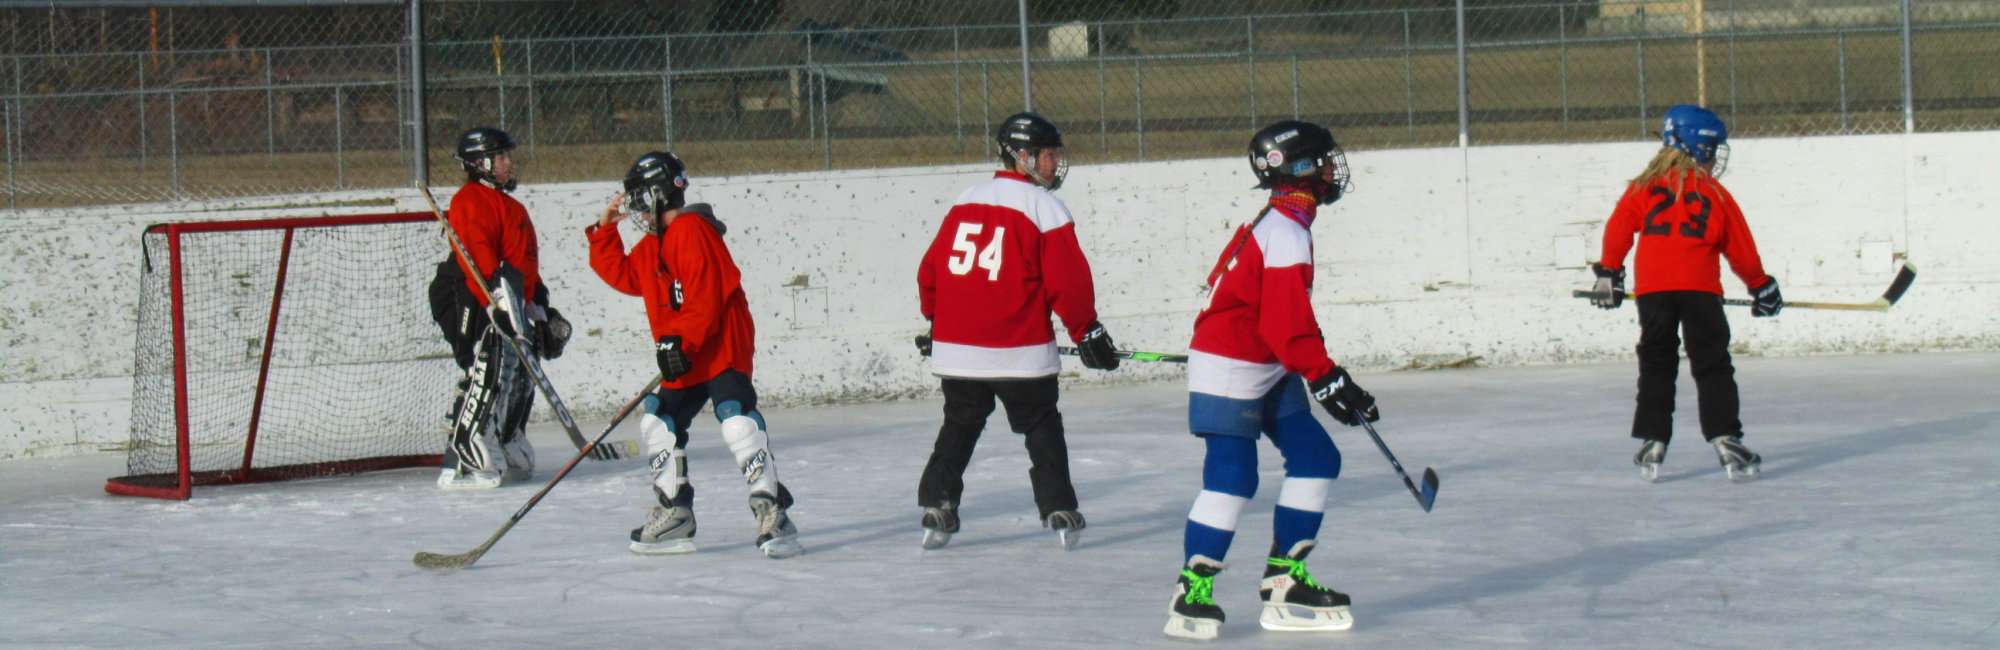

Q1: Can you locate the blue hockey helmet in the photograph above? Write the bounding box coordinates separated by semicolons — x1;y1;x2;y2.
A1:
1661;104;1729;175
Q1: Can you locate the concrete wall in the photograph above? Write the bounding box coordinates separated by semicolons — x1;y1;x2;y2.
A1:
4;131;1995;460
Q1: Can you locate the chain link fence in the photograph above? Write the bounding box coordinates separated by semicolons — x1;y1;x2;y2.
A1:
3;0;1996;210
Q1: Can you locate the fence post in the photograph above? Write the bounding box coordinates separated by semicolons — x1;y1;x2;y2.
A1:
805;31;814;141
820;70;831;170
5;97;12;209
138;53;147;166
1899;0;1914;133
1246;16;1256;129
408;0;427;189
1017;0;1032;111
265;48;275;160
955;27;965;153
662;35;674;149
1291;53;1300;121
980;61;990;150
1558;5;1569;134
525;40;536;152
1727;0;1737;122
497;39;508;131
10;54;19;208
1097;23;1107;154
1837;31;1849;132
1404;9;1416;143
335;86;346;189
1636;39;1648;138
1135;58;1145;160
1455;0;1468;149
168;91;180;200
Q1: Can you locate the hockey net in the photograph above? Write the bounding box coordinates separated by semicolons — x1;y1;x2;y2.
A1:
108;213;457;499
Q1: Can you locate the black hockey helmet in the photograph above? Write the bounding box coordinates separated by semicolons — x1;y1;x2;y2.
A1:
622;151;689;234
1248;120;1350;205
995;111;1068;190
456;126;518;191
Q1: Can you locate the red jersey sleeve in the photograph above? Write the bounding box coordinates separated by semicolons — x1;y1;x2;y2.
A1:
1711;185;1772;289
586;223;644;297
1038;223;1099;343
1259;263;1336;381
1598;183;1644;271
916;221;948;322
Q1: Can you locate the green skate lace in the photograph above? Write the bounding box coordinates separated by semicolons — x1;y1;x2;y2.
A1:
1266;556;1327;591
1179;568;1217;605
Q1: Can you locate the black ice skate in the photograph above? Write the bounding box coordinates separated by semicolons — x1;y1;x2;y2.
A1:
749;491;803;559
629;485;697;555
1633;440;1668;483
1258;540;1354;632
1163;555;1226;641
1044;510;1085;550
920;503;960;550
1712;435;1761;483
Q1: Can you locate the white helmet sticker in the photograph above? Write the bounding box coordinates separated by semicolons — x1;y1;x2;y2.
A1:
1265;150;1285;168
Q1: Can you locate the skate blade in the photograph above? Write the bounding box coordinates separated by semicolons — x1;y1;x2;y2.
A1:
628;538;698;555
437;472;502;491
1259;604;1354;632
1057;528;1081;551
1163;614;1220;640
921;529;953;550
1726;464;1760;483
1638;463;1660;483
760;535;805;559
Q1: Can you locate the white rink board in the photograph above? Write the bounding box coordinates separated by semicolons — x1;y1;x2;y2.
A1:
1;353;1996;648
3;131;1997;459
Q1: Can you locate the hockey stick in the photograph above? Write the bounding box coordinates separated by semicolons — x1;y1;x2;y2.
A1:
1571;262;1917;312
1354;412;1438;513
414;374;664;571
1056;346;1189;364
420;187;635;461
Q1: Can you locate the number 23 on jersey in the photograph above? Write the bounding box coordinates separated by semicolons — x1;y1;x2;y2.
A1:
946;222;1007;281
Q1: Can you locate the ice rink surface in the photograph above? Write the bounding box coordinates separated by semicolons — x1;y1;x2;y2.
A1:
2;352;1996;648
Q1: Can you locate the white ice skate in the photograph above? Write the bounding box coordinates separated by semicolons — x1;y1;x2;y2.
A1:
1713;435;1762;483
750;493;803;559
1633;440;1667;483
1164;556;1225;641
1045;510;1085;551
920;504;959;550
1258;541;1354;632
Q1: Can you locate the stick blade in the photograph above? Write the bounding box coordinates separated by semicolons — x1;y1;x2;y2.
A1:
1881;262;1917;305
413;550;480;571
1417;468;1440;512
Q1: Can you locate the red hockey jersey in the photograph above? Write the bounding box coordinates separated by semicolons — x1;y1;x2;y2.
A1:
1188;199;1337;399
587;205;755;389
917;171;1100;379
447;181;541;307
1599;171;1771;296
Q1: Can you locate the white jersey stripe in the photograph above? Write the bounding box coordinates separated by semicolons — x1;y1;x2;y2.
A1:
1188;349;1287;400
930;340;1060;379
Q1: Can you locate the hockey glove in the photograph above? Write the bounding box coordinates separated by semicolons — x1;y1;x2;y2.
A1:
656;335;692;381
1751;277;1783;317
1590;263;1626;310
537;306;572;359
1076;321;1120;371
1308;366;1379;427
915;328;933;357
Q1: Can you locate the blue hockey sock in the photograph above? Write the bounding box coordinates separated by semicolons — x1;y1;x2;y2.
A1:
1184;434;1257;564
1268;410;1339;553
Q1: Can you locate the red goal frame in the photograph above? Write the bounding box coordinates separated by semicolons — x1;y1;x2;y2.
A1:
106;212;445;500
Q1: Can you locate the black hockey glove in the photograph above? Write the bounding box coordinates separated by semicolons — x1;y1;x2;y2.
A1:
1590;263;1626;310
915;327;933;357
1751;276;1783;317
1076;321;1120;371
537;306;572;359
1308;366;1378;427
656;335;691;381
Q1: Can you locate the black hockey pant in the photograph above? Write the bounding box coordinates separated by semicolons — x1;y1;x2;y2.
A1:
918;376;1078;519
1632;291;1743;444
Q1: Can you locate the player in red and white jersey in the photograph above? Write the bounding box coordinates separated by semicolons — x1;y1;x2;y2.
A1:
1592;104;1778;483
1165;121;1377;641
912;112;1121;551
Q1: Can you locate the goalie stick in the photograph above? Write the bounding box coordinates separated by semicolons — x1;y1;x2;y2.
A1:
1572;262;1917;312
1055;346;1189;364
415;374;664;571
420;187;636;461
1355;412;1439;513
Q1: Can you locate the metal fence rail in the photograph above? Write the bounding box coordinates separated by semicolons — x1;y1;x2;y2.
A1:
1;0;1994;210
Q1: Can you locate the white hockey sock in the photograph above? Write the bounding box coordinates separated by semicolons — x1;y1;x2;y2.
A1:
720;414;779;495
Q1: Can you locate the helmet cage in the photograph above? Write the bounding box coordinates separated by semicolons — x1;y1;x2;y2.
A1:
1003;143;1068;191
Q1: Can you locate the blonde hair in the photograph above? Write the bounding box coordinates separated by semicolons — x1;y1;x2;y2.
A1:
1631;146;1709;195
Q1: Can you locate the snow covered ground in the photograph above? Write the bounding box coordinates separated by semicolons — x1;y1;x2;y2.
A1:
2;352;1996;648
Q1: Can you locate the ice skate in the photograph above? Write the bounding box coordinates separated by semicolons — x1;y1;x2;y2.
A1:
629;485;697;555
1163;555;1226;641
1633;440;1667;483
1044;510;1085;550
750;492;803;559
436;465;501;490
1713;435;1761;483
1258;541;1353;632
920;503;959;550
501;432;535;483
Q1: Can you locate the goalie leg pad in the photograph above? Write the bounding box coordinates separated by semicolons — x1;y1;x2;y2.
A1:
443;333;505;489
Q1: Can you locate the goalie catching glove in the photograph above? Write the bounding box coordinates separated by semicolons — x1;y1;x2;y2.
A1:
1307;366;1378;426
